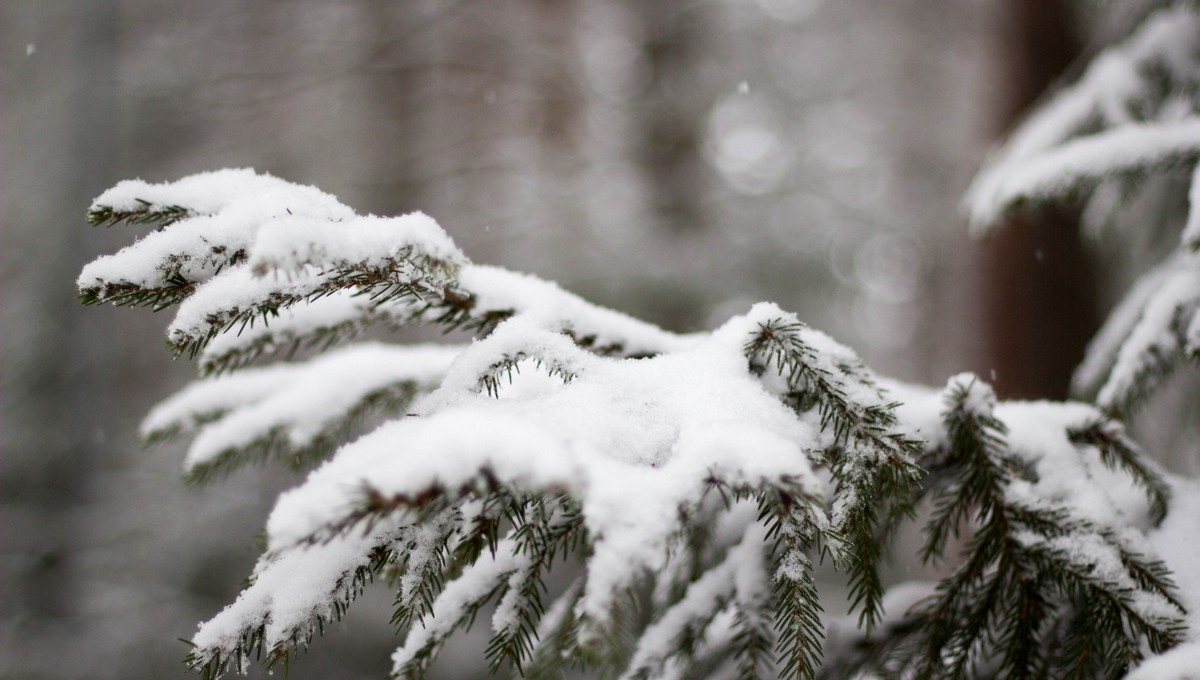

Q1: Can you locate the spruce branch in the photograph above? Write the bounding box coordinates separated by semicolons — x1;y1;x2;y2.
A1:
486;497;584;674
450;490;522;569
968;119;1200;229
88;198;192;228
1067;418;1171;524
899;376;1187;679
196;294;421;375
166;252;460;360
523;576;586;677
476;352;580;397
621;535;745;680
732;601;775;680
180;381;422;485
392;537;529;679
744;318;922;632
185;526;405;680
390;509;459;631
140;343;456;484
966;6;1200;232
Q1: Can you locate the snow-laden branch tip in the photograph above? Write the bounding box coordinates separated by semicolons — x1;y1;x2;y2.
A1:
967;120;1200;231
964;5;1200;233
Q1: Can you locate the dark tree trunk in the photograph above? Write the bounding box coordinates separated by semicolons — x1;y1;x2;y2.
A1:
978;0;1099;400
631;0;710;235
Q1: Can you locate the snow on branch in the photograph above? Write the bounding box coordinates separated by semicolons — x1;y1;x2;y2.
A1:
79;169;468;359
829;374;1184;677
392;536;529;677
195;291;419;375
962;6;1200;422
966;5;1200;232
744;311;923;632
967;119;1200;229
191;263;688;376
79;170;355;308
82;170;689;372
164;211;466;359
261;305;825;582
456;265;690;358
621;522;765;680
142;342;460;483
1072;254;1200;416
186;517;408;680
79;168;1193;679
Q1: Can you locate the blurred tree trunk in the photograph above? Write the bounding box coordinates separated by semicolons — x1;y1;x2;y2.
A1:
979;0;1099;399
630;0;710;235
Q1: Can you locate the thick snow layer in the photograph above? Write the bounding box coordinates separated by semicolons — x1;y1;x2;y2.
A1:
1097;256;1200;410
250;212;466;274
264;304;823;627
197;291;418;372
80;170;353;294
968;119;1200;229
92;168;322;217
966;6;1200;231
191;518;405;658
169;343;461;471
459;265;692;356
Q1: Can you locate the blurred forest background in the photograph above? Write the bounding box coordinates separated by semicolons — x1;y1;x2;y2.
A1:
2;1;1195;679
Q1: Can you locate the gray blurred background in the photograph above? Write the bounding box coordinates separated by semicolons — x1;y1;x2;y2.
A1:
2;1;1192;679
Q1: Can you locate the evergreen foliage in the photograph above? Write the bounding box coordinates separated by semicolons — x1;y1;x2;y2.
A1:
76;5;1200;679
966;3;1200;419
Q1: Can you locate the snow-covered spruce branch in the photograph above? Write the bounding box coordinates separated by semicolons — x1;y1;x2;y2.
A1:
79;169;684;372
79;169;1189;679
485;496;585;674
87;197;191;228
829;375;1184;678
141;343;460;483
965;5;1200;232
744;319;923;632
184;518;408;680
77;171;465;359
194;291;418;375
1066;417;1171;524
968;119;1200;229
237;306;849;677
1073;253;1200;417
